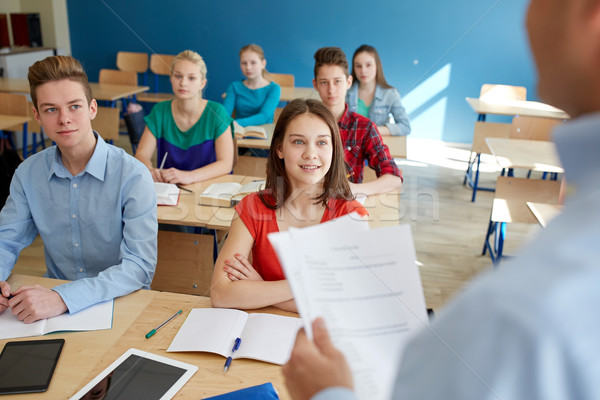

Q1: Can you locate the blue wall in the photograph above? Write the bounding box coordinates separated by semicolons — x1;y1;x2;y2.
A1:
67;0;536;143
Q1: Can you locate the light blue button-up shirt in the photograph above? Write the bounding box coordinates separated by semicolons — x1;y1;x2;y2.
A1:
0;133;157;313
311;114;600;400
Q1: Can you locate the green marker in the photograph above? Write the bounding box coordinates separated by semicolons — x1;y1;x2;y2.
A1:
145;310;182;339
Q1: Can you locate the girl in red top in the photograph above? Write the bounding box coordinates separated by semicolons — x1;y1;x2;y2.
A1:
210;99;368;312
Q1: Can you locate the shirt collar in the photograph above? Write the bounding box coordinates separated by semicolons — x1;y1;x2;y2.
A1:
553;112;600;194
49;131;108;181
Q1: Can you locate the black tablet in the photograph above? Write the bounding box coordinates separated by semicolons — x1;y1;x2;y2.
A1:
0;338;65;395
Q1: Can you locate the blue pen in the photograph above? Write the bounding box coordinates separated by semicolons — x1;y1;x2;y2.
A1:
223;337;242;373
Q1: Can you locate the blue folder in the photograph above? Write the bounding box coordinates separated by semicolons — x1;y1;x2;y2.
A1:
204;382;279;399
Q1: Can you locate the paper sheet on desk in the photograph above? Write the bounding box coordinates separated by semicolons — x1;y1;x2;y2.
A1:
269;216;427;400
0;300;113;340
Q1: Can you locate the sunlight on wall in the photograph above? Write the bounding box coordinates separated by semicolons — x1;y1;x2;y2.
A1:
403;63;452;141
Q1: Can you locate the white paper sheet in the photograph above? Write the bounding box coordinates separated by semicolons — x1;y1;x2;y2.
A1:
269;221;427;400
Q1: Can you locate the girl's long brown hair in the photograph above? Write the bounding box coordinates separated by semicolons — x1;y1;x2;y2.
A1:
259;99;353;209
351;44;393;89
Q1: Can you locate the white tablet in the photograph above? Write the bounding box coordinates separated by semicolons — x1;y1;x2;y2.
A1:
69;348;197;400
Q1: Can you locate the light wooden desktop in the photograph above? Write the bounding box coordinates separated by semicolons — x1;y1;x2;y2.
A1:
527;202;563;228
0;274;292;399
0;115;31;131
0;78;149;102
465;97;569;120
485;137;563;173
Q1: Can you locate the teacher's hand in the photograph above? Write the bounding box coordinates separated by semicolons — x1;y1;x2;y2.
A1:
283;318;354;400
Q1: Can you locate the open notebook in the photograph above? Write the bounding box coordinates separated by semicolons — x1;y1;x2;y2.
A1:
0;299;114;340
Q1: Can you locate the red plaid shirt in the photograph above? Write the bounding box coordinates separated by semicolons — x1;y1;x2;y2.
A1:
338;105;402;183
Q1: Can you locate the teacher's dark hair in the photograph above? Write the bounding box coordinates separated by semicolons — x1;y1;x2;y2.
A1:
259;98;353;210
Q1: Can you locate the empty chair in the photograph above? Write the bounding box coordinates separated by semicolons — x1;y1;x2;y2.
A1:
266;72;294;87
479;84;527;103
136;53;175;104
116;51;149;85
98;68;138;109
91;106;120;144
464;83;527;201
483;176;561;266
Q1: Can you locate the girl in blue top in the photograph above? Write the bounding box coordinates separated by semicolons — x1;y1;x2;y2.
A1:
223;44;281;127
346;45;411;136
135;50;234;185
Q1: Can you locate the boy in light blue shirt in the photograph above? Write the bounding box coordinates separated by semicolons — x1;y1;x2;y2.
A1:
0;55;157;323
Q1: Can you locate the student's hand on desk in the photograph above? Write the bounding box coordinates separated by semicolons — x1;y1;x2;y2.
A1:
160;168;195;185
9;285;68;323
224;253;263;281
0;281;11;314
283;318;353;400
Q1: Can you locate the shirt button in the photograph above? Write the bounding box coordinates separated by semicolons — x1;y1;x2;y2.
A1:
74;243;79;247
73;183;78;188
347;146;351;151
72;214;77;219
79;268;83;272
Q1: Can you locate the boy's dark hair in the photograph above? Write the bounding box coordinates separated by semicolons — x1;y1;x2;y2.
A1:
313;47;349;78
28;55;92;110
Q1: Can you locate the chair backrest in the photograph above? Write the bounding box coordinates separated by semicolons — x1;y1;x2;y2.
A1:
116;52;149;73
98;69;137;86
150;54;175;76
471;121;511;154
509;115;563;141
91;106;120;141
267;72;294;87
479;84;527;102
0;92;28;130
0;92;28;117
492;176;561;224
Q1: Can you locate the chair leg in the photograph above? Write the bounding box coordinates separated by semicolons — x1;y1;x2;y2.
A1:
463;151;476;185
22;123;28;159
471;154;482;202
482;219;495;255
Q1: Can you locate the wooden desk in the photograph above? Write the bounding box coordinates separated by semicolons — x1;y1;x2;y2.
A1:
486;137;563;173
156;174;256;228
237;124;406;158
0;115;30;131
466;97;569;120
0;78;149;102
158;175;402;231
527;202;563;227
1;274;157;400
1;275;293;399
